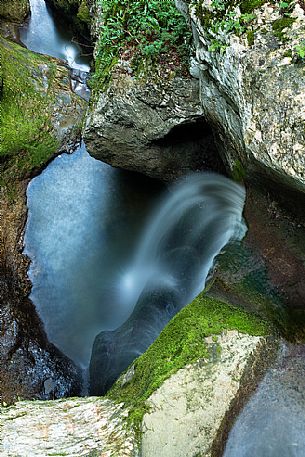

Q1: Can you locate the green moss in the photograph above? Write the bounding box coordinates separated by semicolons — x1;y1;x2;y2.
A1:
107;293;272;435
247;29;255;46
231;159;246;182
0;38;59;192
77;0;91;25
239;0;267;14
0;0;29;22
272;16;295;40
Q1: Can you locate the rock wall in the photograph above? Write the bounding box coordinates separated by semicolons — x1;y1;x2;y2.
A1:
0;37;87;402
0;0;29;22
176;0;305;192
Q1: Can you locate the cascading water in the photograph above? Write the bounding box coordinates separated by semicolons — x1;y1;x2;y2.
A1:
19;0;90;71
24;144;163;367
89;173;246;394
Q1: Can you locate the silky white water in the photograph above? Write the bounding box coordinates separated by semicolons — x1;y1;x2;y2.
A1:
89;173;247;393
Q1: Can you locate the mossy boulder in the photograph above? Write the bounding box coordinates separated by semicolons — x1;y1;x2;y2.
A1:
107;294;275;434
0;0;29;22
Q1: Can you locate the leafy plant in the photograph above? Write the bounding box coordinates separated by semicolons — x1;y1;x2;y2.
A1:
294;41;305;60
90;0;191;89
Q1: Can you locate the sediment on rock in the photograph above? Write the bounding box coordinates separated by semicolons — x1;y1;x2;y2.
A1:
0;397;138;457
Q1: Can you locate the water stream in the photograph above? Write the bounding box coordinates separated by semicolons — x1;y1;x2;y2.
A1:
20;0;90;71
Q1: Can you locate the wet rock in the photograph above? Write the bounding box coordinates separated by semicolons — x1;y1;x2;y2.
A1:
141;331;277;457
84;68;223;181
0;37;87;402
0;397;138;457
90;286;181;395
209;183;305;341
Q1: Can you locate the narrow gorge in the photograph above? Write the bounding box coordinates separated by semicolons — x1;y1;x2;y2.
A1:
0;0;305;456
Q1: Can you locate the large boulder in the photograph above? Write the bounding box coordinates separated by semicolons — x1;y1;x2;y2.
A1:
141;331;276;457
85;70;221;181
176;0;305;192
0;397;138;457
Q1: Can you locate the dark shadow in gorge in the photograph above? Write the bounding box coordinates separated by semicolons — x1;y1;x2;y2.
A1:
149;117;226;180
209;177;305;343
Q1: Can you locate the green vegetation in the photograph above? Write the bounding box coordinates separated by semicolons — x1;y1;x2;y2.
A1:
231;159;246;182
108;293;272;434
0;38;59;192
197;0;299;52
196;0;259;52
239;0;267;13
0;0;29;22
294;40;305;60
90;0;191;89
272;16;295;40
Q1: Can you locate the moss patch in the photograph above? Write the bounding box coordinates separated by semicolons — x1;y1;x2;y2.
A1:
45;0;91;37
272;16;296;40
107;293;272;434
239;0;267;14
0;38;59;192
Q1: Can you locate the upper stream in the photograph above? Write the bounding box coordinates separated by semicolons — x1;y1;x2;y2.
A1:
20;0;90;71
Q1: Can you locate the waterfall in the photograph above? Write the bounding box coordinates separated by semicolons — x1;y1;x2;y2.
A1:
90;172;247;394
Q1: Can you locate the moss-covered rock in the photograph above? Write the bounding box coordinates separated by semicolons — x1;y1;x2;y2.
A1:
0;37;86;188
0;37;87;403
107;294;274;433
0;0;29;22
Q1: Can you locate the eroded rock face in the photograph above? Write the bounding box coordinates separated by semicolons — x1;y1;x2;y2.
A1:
0;0;29;22
141;331;277;457
177;0;305;192
85;70;222;181
0;397;138;457
0;38;87;403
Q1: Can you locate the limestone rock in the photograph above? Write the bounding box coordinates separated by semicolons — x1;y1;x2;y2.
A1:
141;331;276;457
176;0;305;192
0;397;138;457
84;68;221;181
